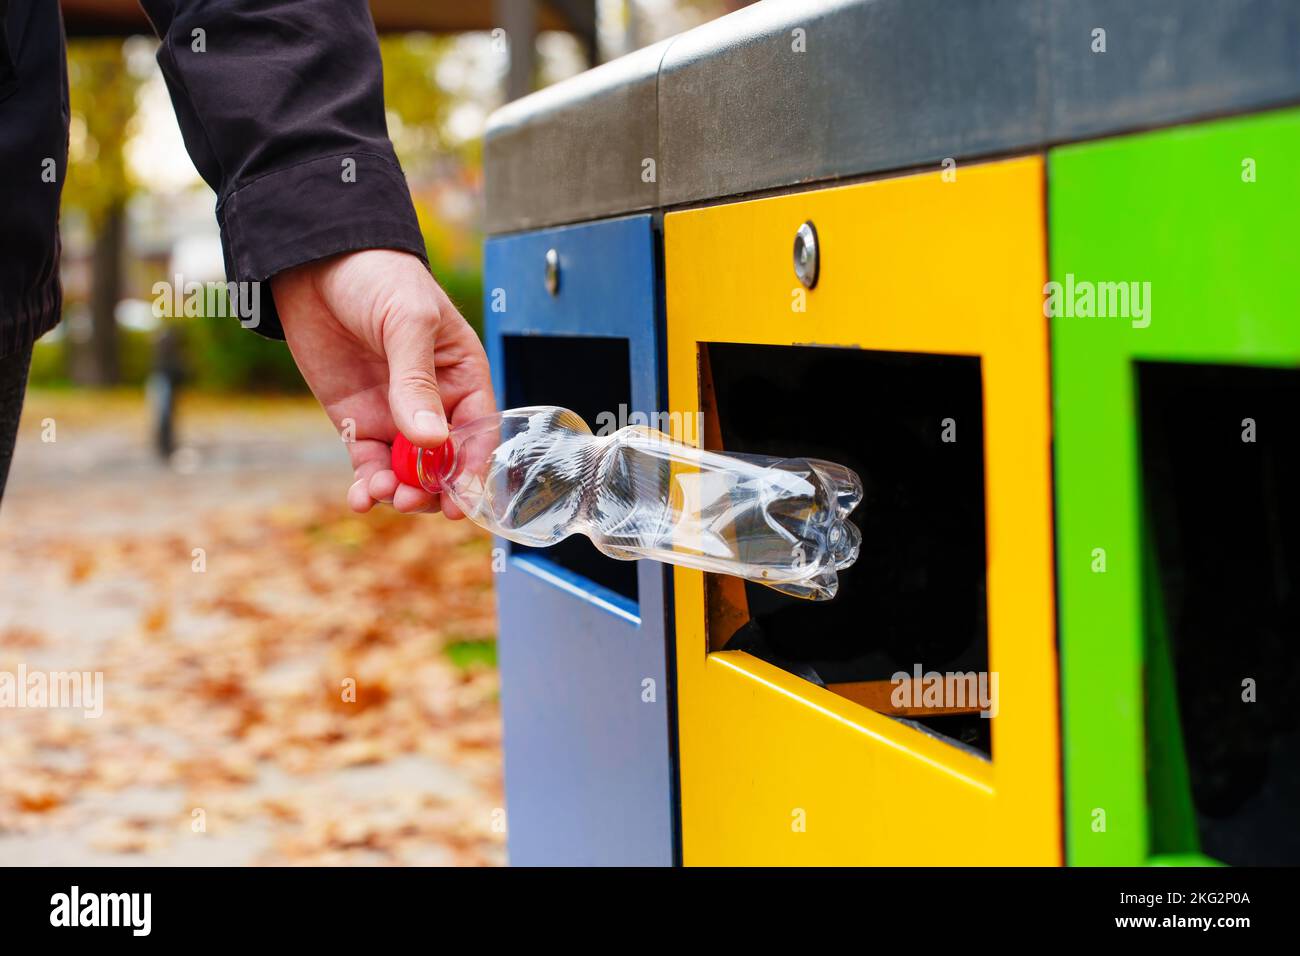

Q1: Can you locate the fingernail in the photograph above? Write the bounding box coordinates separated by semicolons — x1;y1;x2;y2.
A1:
415;410;447;438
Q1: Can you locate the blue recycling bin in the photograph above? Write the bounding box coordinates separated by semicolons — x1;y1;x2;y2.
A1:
483;214;676;866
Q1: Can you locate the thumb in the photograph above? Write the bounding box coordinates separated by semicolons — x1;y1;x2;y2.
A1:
384;313;449;449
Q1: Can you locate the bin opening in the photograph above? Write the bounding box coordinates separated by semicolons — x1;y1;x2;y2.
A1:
701;343;991;757
503;334;639;606
1138;360;1300;866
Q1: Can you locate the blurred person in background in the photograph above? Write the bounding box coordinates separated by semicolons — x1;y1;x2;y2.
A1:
0;0;492;513
146;323;186;460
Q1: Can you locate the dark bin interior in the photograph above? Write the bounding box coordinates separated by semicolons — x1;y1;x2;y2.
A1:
502;334;639;606
703;343;992;756
1137;360;1300;866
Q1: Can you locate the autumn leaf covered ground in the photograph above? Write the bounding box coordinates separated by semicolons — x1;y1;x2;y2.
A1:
0;389;504;865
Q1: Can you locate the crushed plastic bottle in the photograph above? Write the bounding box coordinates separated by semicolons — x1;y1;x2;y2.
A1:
391;406;862;600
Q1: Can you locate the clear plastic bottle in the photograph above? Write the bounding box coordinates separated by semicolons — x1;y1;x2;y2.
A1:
391;406;862;600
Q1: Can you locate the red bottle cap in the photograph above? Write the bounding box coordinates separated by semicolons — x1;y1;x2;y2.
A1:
391;433;450;493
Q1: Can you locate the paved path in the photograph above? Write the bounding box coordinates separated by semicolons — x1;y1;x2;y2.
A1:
0;390;504;866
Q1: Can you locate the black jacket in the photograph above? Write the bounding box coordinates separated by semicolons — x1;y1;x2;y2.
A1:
0;0;426;358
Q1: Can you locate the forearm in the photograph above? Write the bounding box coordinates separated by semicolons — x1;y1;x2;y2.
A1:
139;0;426;337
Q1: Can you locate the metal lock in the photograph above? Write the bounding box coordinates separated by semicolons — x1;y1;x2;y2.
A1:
793;221;819;290
544;248;560;296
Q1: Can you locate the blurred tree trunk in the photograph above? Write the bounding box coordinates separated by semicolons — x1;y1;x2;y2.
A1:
64;39;142;387
86;201;124;386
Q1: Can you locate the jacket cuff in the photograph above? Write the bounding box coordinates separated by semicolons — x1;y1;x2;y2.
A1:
217;150;428;339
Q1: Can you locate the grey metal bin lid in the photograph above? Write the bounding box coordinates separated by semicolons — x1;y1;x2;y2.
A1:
485;38;669;235
485;0;1300;235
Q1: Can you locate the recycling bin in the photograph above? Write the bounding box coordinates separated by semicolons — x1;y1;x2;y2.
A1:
482;0;1300;867
1051;108;1300;867
664;156;1061;865
483;215;676;866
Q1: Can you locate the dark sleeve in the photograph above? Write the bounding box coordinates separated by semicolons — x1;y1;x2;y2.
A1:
138;0;428;339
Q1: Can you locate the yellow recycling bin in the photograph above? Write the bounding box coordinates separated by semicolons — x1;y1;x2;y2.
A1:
664;155;1060;865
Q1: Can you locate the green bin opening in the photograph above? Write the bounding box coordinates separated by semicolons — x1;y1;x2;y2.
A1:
1138;360;1300;866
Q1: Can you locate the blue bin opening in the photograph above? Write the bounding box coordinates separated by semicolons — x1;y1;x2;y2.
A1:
502;333;639;606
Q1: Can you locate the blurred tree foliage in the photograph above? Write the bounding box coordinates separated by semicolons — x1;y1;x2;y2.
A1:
30;314;306;393
61;40;146;385
180;310;306;393
381;34;454;169
64;40;142;228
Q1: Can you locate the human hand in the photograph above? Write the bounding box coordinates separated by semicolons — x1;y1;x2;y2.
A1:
271;249;494;518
